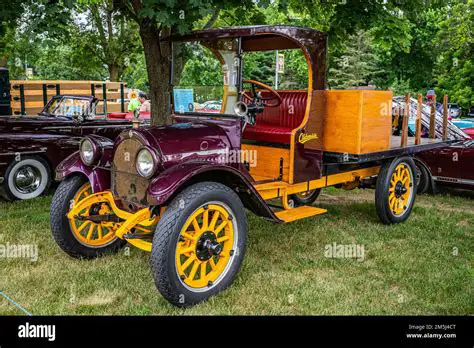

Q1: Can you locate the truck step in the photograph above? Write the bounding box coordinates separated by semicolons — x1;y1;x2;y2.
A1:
275;206;327;223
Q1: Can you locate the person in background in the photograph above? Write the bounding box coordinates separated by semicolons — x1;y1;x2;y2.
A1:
138;92;151;113
128;89;141;112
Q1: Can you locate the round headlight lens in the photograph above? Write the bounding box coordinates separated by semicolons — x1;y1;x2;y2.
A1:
136;148;155;177
80;139;95;165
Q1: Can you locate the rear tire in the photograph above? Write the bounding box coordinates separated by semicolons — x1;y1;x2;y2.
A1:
150;181;247;307
290;189;321;206
50;175;125;259
375;157;417;224
1;156;51;200
415;163;431;194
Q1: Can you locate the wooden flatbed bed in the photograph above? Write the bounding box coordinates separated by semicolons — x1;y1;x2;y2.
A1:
324;136;456;164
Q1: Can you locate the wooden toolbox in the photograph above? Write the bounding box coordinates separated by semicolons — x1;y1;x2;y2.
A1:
319;90;393;154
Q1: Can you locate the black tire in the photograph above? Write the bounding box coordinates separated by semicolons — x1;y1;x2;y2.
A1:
1;156;51;201
150;181;247;307
375;156;417;224
290;188;321;206
50;175;126;259
415;163;431;194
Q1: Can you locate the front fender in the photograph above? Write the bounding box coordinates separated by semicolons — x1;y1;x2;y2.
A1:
147;161;280;222
55;152;111;193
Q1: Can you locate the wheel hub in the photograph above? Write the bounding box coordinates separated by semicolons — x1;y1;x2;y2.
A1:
394;181;407;198
196;231;222;261
14;165;41;194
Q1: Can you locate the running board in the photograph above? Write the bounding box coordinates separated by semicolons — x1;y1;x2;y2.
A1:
275;206;327;223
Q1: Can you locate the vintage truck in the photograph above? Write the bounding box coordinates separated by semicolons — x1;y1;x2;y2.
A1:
50;25;457;307
0;95;149;200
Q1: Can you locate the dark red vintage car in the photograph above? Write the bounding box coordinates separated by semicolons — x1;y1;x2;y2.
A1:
415;140;474;192
0;95;149;200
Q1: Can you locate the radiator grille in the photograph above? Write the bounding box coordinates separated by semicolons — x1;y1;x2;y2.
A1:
112;138;149;205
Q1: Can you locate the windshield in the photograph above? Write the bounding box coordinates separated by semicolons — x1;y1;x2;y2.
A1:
172;39;239;115
43;97;92;118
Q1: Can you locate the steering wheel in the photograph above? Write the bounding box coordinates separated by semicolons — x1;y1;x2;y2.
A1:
241;79;282;107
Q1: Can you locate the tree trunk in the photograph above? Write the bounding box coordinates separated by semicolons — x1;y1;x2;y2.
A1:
139;21;171;126
108;64;120;81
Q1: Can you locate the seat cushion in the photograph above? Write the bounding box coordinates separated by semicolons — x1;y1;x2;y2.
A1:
243;124;292;144
243;90;307;144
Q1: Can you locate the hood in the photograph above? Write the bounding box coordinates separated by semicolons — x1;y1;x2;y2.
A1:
116;120;240;170
0;114;73;132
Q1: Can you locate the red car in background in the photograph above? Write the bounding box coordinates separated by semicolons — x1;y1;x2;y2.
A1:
415;140;474;193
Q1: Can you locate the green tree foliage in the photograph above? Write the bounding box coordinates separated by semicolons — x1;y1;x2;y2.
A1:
243;51;275;86
1;0;472;115
329;30;381;89
434;0;473;110
77;0;141;81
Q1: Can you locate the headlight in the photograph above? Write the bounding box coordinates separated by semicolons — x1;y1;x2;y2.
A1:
136;148;155;178
79;138;97;165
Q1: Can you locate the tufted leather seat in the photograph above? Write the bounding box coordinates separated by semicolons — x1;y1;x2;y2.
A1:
243;90;308;144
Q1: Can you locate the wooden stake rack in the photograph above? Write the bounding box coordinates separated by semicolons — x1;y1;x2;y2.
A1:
10;80;127;115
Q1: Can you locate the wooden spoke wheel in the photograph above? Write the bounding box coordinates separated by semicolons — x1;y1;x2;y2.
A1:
176;203;236;290
50;175;126;259
150;182;247;307
68;183;119;248
375;157;417;224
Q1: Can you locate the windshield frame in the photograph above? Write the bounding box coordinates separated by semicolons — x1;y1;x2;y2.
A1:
40;95;96;119
170;37;243;119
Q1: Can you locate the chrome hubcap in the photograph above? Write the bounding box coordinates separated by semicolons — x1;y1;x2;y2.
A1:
13;165;41;194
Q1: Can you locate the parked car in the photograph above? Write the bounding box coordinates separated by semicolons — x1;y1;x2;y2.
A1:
0;95;149;200
467;106;474;117
436;102;462;119
415;139;474;193
448;103;461;118
202;100;222;113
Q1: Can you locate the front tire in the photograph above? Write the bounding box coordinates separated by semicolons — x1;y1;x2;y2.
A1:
50;175;125;259
375;157;417;224
150;182;247;307
1;156;51;200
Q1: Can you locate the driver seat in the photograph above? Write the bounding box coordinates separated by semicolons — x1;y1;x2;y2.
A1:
242;90;307;144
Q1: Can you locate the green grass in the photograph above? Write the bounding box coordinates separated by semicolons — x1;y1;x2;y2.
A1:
0;188;472;315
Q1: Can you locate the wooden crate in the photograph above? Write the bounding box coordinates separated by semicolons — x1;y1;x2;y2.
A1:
321;90;392;154
10;80;126;115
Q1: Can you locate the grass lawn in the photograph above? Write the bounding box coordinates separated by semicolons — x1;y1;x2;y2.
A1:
0;187;472;315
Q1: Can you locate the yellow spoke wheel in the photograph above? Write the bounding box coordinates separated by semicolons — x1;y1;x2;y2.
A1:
68;182;118;248
176;203;236;289
388;164;413;216
375;157;416;224
151;182;247;307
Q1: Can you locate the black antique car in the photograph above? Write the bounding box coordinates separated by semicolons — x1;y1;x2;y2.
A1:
0;95;149;200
